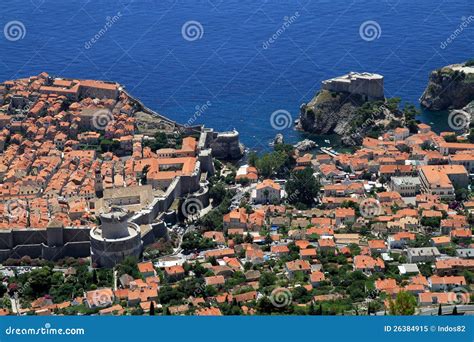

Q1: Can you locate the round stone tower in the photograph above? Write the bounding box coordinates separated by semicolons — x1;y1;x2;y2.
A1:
90;207;143;268
100;208;131;239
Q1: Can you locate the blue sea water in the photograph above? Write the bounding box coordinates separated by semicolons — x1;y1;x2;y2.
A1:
0;0;472;151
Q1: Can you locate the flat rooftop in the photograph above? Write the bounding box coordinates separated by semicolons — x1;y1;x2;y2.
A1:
323;72;384;83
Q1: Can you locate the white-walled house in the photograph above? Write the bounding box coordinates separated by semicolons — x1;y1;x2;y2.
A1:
252;179;282;204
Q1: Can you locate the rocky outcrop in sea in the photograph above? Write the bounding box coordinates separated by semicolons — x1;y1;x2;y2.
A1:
294;139;317;153
273;133;284;146
297;85;402;146
420;61;474;111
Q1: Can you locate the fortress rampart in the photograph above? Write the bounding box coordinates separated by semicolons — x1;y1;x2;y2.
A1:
204;128;244;160
321;72;384;101
0;88;235;264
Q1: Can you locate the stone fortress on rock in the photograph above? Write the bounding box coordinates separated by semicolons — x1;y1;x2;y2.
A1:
297;71;388;142
321;72;384;101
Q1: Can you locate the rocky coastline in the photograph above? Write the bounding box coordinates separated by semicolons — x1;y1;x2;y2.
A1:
296;72;404;146
419;61;474;111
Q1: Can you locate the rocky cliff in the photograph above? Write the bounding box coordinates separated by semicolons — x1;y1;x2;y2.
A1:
297;89;402;145
420;62;474;110
298;90;366;135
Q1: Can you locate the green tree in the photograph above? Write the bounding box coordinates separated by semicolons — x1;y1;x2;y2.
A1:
308;302;317;315
407;120;418;134
248;152;258;167
259;272;276;288
444;134;457;143
26;267;55;297
150;301;155;316
385;97;401;112
292;286;312;303
244;233;253;243
421;216;441;228
255;150;291;178
263;189;270;203
159;286;185;305
468;129;474;143
209;182;227;205
141;164;150;185
388;291;417;315
455;187;469;201
256;296;275;314
116;257;141;279
403;103;419;122
0;283;6;298
208;256;218;266
181;232;216;252
285;168;320;206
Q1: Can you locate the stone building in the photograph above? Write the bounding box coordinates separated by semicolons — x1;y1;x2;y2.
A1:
90;207;143;268
390;176;421;197
321;72;384;101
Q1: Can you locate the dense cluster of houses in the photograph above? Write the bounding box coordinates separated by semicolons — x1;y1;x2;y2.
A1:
1;74;473;315
0;73;198;229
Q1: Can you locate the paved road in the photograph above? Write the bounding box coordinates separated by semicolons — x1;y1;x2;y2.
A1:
418;304;474;315
375;304;474;316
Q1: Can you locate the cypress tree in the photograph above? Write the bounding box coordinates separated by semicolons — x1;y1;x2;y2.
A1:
309;302;317;315
317;304;323;315
149;301;155;316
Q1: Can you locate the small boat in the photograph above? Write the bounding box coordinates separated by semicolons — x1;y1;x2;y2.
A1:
324;139;330;144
